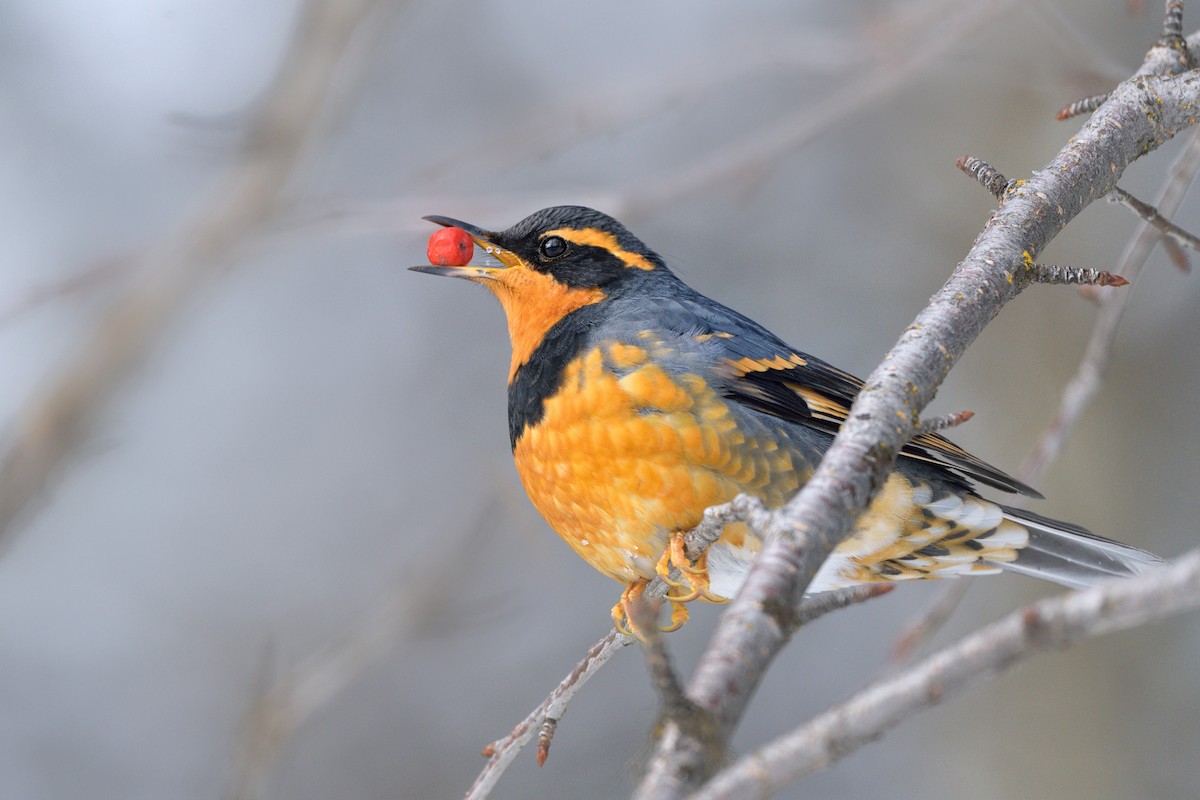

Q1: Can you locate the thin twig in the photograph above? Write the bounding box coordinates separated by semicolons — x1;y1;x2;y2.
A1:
693;550;1200;800
465;628;633;800
917;410;974;435
1109;185;1200;258
1028;263;1129;287
796;584;895;627
628;597;685;706
956;155;1010;199
1055;92;1110;121
1163;0;1186;42
466;560;891;798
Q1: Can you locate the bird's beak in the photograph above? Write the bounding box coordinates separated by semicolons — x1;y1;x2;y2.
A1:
409;215;522;281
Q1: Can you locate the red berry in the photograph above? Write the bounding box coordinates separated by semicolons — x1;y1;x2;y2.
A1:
427;227;474;266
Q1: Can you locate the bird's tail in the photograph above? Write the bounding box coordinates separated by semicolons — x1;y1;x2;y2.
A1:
996;505;1162;588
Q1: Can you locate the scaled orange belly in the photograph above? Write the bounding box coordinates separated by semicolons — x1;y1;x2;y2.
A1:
512;340;806;584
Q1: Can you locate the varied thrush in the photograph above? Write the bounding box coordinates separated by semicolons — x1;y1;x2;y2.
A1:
412;206;1159;632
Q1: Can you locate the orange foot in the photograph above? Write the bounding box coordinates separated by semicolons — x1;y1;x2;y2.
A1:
612;533;727;636
611;581;648;637
610;577;700;638
656;531;727;629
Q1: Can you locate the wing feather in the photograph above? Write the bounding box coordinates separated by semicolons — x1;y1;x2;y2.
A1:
666;294;1039;497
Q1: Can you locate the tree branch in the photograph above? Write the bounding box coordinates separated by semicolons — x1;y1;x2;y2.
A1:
893;123;1200;662
692;550;1200;800
1108;184;1200;260
0;256;128;326
464;628;632;800
465;581;890;799
634;13;1200;797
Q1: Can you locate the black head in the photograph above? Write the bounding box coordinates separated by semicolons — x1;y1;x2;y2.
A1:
418;205;667;290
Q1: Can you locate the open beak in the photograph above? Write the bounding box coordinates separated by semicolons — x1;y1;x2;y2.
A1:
409;215;521;281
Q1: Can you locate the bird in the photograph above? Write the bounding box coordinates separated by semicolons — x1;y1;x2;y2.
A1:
411;205;1160;633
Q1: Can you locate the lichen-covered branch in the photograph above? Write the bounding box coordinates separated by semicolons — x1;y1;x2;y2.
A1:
691;550;1200;800
634;12;1200;798
895;124;1200;661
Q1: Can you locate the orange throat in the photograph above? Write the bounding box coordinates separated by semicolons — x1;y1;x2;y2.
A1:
482;269;606;383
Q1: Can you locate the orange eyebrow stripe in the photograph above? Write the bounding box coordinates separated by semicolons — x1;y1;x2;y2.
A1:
546;227;657;271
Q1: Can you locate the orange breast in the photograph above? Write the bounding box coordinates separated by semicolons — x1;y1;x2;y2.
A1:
511;340;808;583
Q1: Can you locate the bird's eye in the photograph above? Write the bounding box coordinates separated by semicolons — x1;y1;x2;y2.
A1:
539;236;567;260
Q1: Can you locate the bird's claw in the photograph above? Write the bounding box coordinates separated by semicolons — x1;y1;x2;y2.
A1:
613;533;727;635
656;531;725;605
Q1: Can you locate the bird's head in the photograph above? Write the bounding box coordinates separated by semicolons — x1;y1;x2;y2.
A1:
411;206;667;381
412;205;665;287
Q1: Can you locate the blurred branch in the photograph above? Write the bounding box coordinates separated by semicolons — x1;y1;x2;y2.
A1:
627;0;1018;216
628;598;697;738
409;30;856;186
1020;125;1200;480
0;256;127;326
634;8;1200;797
1109;184;1200;258
888;580;972;663
231;489;497;800
284;0;1015;237
0;0;383;548
692;549;1200;800
1035;2;1134;85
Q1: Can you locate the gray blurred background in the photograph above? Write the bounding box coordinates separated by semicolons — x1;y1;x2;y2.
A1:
2;1;1198;798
